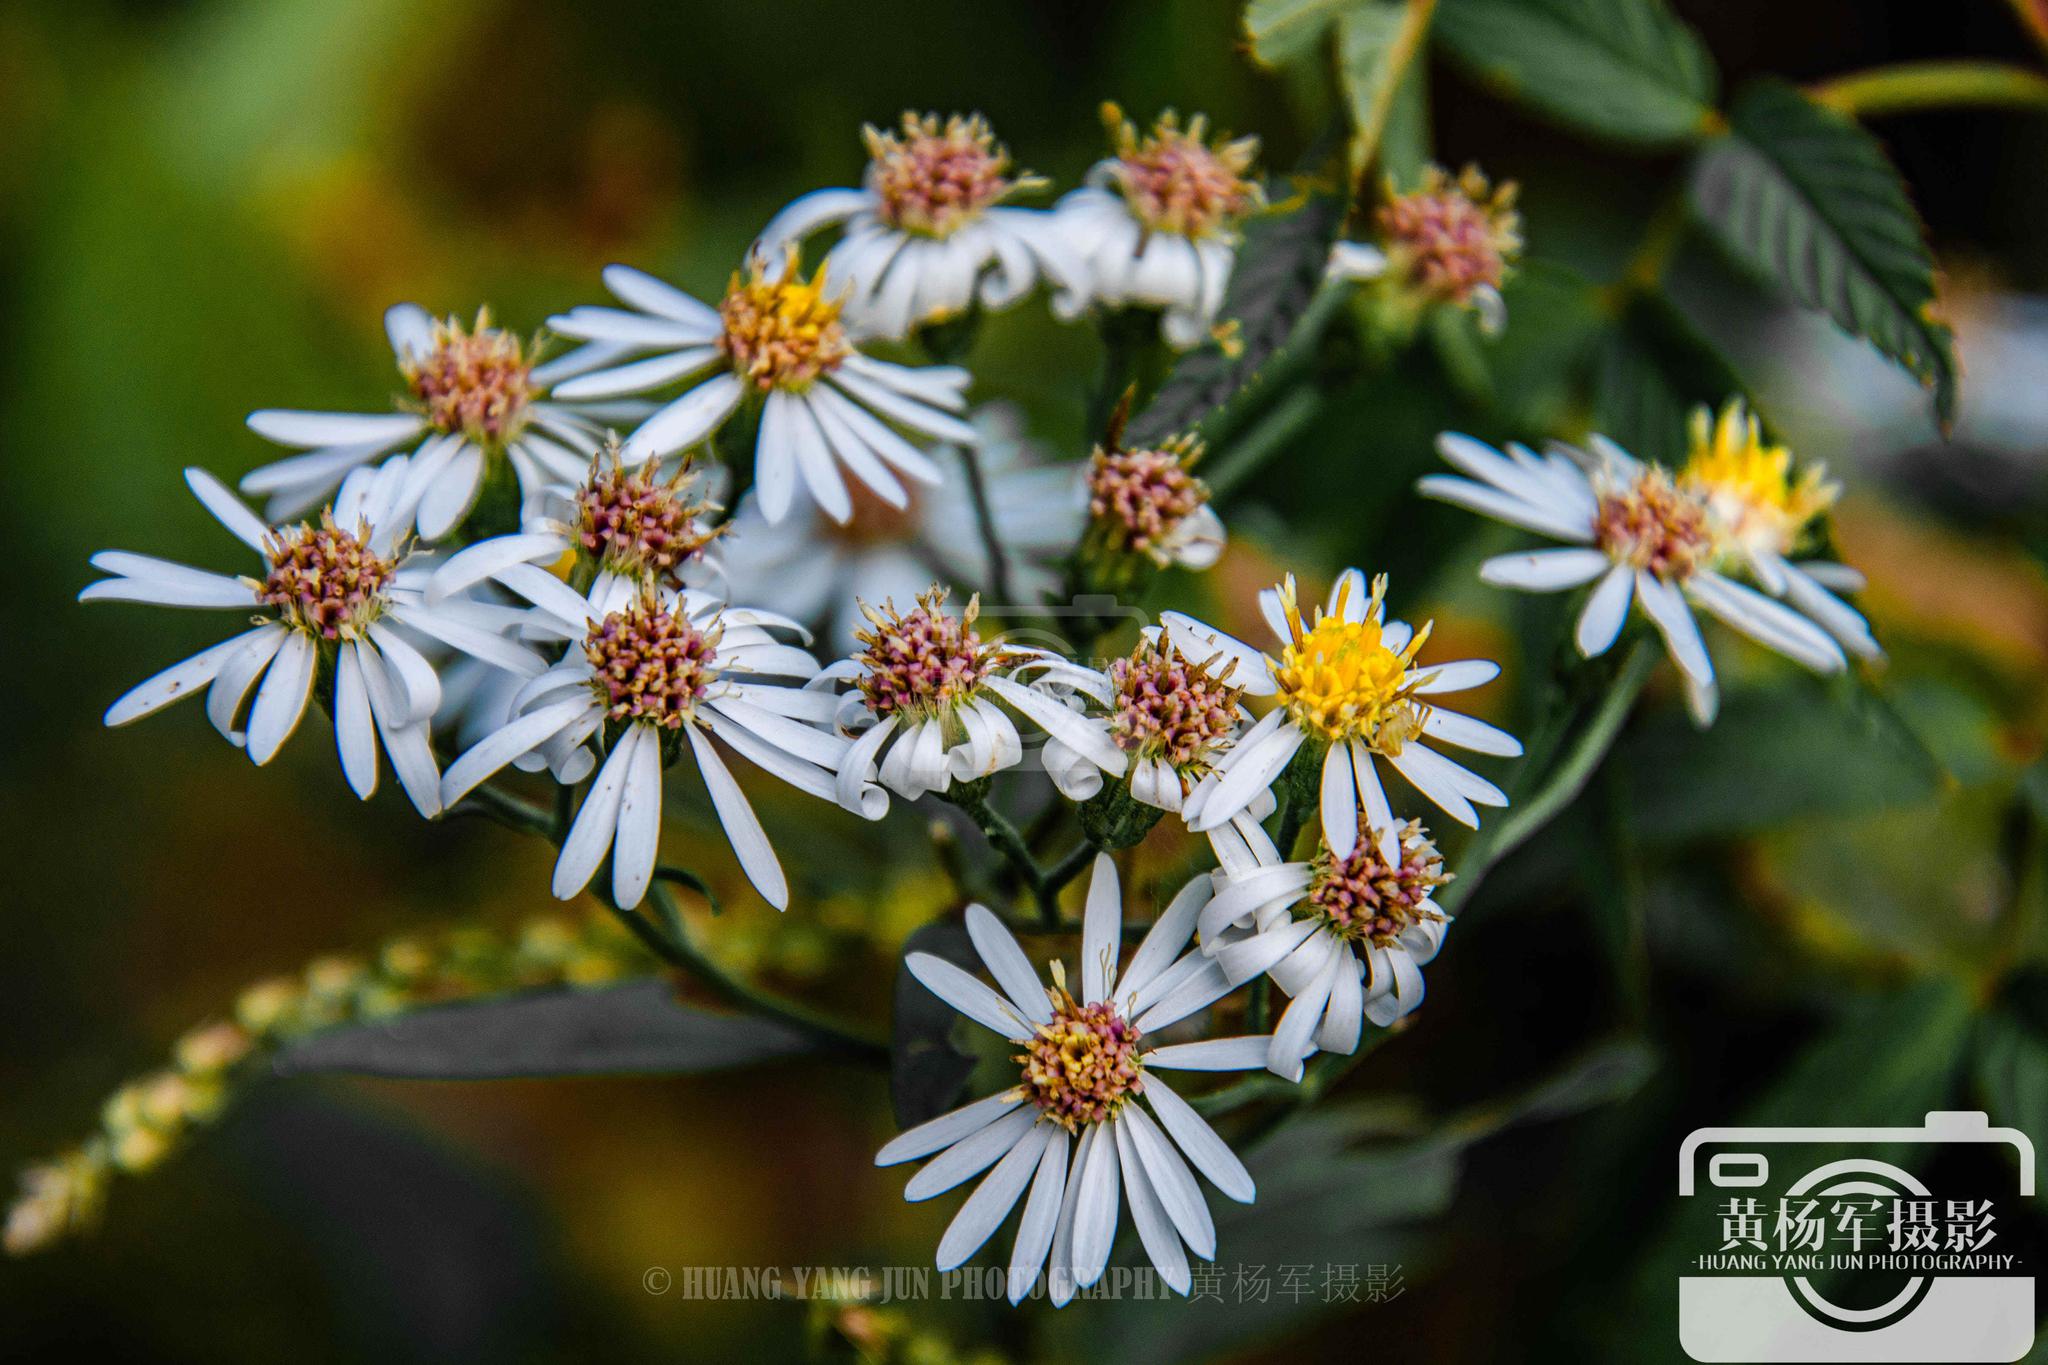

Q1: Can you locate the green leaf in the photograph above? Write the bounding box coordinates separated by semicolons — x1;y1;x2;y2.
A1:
1616;679;1946;844
273;980;825;1079
1243;0;1355;66
1433;0;1717;147
1972;1002;2048;1211
1592;289;1744;465
1335;2;1430;180
889;920;979;1128
1126;185;1347;445
1691;80;1958;425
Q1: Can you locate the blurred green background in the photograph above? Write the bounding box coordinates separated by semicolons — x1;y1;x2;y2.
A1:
4;1;2048;1361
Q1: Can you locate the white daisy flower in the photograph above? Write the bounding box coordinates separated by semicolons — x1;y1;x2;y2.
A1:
1680;399;1882;662
878;856;1287;1304
83;462;544;815
543;253;979;525
426;446;722;609
1082;431;1225;576
1162;570;1520;865
1050;106;1262;349
1011;633;1278;866
818;588;1127;807
439;578;861;910
242;305;643;537
1420;430;1851;725
1202;817;1452;1079
712;405;1083;652
753;112;1083;342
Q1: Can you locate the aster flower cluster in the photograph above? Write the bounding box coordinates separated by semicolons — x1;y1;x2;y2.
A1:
39;78;1897;1321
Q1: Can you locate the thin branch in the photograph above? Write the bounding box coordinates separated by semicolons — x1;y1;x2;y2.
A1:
1810;60;2048;119
956;444;1016;606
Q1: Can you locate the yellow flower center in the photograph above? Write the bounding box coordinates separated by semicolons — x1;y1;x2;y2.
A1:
1680;399;1837;558
1271;575;1430;748
718;252;851;393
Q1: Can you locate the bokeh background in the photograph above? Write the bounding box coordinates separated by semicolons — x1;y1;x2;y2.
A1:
4;1;2048;1361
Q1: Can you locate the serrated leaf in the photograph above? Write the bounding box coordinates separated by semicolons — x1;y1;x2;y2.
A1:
1126;186;1346;445
1433;0;1717;147
1334;2;1430;180
890;920;980;1128
1243;0;1355;66
1692;80;1957;425
273;979;825;1079
1592;290;1744;465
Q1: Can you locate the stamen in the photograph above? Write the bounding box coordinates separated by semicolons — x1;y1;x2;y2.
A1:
1681;399;1837;557
401;309;536;445
259;514;396;640
853;587;991;720
574;450;720;582
1102;103;1261;240
1088;434;1209;563
1017;984;1143;1132
1109;636;1239;770
584;596;719;728
1594;468;1711;580
1304;818;1448;947
1271;574;1432;748
865;112;1036;238
718;251;851;393
1377;165;1521;306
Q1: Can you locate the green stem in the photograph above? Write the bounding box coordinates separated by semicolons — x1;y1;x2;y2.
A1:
948;787;1064;925
450;784;555;839
955;443;1016;606
1438;636;1659;914
1202;387;1321;501
1810;61;2048;119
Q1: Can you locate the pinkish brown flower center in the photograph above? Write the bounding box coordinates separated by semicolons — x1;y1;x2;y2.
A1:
1306;819;1448;947
1377;165;1521;306
575;458;718;582
866;112;1030;238
1018;985;1143;1132
854;589;992;720
402;311;536;445
584;599;718;729
1109;637;1240;770
259;515;396;640
1594;469;1711;580
1088;435;1209;562
1104;106;1260;240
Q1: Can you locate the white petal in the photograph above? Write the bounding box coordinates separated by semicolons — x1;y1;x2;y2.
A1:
245;410;423;449
906;952;1033;1042
621;373;743;464
904;1106;1038;1202
1320;738;1358;859
966;904;1053;1025
550;346;719;400
1122;1101;1214;1260
1146;1036;1273;1071
441;696;592;806
1635;570;1714;690
103;630;260;728
334;642;379;799
246;631;316;765
1114;1119;1189;1295
1079;853;1122;1005
1419;707;1523;757
1007;1127;1070;1303
1479;547;1611;591
1411;659;1500;695
184;468;272;553
877;1090;1024;1166
610;725;664;909
1159;612;1277;695
1575;562;1635;657
1114;876;1211;1003
1143;1077;1254;1202
601;263;724;330
1070;1115;1122;1288
553;735;636;899
937;1122;1054;1272
685;723;790;910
